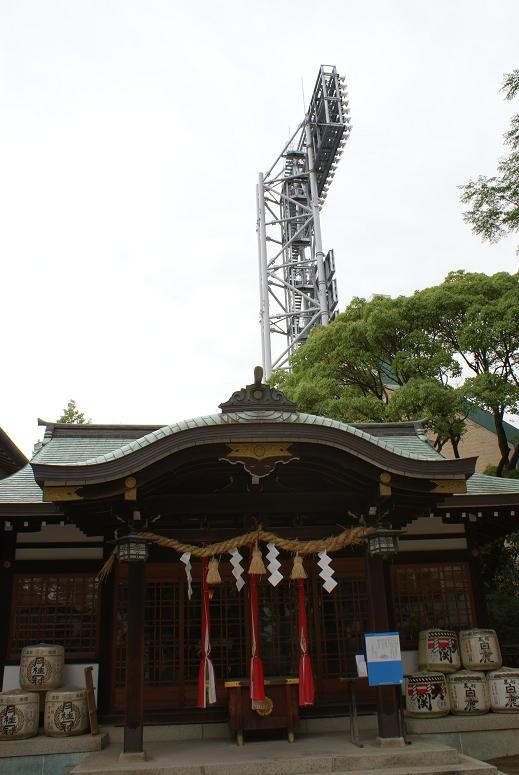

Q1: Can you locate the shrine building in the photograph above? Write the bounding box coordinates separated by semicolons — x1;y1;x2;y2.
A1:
1;369;519;752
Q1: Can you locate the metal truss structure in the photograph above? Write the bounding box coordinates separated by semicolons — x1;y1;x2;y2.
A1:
257;65;351;377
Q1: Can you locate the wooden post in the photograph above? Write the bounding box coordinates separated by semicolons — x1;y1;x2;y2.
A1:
123;560;145;754
365;552;401;741
0;530;17;692
97;538;115;720
465;522;489;627
84;666;99;735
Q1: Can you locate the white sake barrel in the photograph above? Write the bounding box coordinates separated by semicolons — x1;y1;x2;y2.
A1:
405;671;450;717
0;689;39;740
447;670;490;715
20;643;64;691
44;687;88;737
459;629;502;671
418;629;460;673
488;667;519;713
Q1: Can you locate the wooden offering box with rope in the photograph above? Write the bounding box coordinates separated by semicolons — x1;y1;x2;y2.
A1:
224;677;299;745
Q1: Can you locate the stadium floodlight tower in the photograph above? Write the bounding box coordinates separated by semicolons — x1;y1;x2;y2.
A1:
257;64;351;378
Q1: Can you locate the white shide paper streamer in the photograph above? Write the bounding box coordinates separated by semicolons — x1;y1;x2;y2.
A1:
266;543;283;587
180;552;193;599
317;551;337;593
229;548;245;591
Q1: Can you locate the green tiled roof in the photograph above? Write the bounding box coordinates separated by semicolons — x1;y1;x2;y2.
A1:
40;413;444;467
35;437;135;464
374;435;443;461
466;405;519;445
0;412;517;504
466;473;519;495
0;464;46;503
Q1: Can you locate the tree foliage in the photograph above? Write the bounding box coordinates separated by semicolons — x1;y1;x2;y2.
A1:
57;399;91;424
460;69;519;250
271;271;519;472
271;293;466;456
417;270;519;473
480;530;519;652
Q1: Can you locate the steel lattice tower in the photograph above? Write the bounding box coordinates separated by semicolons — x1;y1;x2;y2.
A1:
257;65;351;377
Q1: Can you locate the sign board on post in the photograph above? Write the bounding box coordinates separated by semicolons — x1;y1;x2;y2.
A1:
364;632;403;686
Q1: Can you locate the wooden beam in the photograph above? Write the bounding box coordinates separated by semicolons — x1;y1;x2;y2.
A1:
140;492;367;514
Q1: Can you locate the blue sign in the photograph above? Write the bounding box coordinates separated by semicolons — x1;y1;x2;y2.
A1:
364;632;403;686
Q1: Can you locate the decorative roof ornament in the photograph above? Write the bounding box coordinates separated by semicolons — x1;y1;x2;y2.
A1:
219;366;297;416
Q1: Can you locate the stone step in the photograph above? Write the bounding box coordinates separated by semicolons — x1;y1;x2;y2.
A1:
309;756;497;775
71;738;462;775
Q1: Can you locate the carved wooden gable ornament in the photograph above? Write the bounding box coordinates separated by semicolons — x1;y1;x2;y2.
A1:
219;367;299;478
219;366;297;416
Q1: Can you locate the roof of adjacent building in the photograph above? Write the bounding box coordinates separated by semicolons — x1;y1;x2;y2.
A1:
382;370;519;447
0;427;28;479
466;405;519;445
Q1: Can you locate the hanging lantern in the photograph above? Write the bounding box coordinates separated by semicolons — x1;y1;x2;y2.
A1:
367;526;401;558
116;534;149;562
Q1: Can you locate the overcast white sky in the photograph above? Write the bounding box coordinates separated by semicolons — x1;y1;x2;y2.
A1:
1;0;518;457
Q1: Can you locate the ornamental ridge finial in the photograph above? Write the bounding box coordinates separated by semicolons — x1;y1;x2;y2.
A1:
219;367;297;414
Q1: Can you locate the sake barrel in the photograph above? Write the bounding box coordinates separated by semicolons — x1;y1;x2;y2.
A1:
44;687;88;737
405;671;450;717
418;629;460;673
0;689;39;740
447;670;490;715
459;629;502;671
20;643;64;691
488;667;519;713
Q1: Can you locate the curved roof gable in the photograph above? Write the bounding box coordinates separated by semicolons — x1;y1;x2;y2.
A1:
30;409;476;487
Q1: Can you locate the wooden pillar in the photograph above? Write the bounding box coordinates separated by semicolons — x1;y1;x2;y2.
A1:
97;538;116;720
366;552;401;740
465;522;489;627
0;529;17;692
123;560;145;754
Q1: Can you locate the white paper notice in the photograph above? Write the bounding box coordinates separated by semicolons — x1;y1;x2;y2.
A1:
355;654;368;678
365;634;401;663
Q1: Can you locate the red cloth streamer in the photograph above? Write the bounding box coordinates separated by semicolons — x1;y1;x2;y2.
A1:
249;571;265;708
197;558;216;708
297;578;315;706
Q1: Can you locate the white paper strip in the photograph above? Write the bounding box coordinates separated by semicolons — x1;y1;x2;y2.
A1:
180;552;193;599
323;576;338;593
229;548;245;591
317;551;338;593
266;542;283;587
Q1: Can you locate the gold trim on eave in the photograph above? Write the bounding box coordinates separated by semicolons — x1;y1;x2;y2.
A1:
225;442;294;461
431;479;467;494
124;476;137;501
43;486;82;502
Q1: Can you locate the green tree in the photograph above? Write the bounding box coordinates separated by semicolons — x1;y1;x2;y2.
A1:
271;271;519;470
417;270;519;474
271;293;465;455
460;69;519;250
480;530;519;659
57;399;90;424
387;379;467;458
